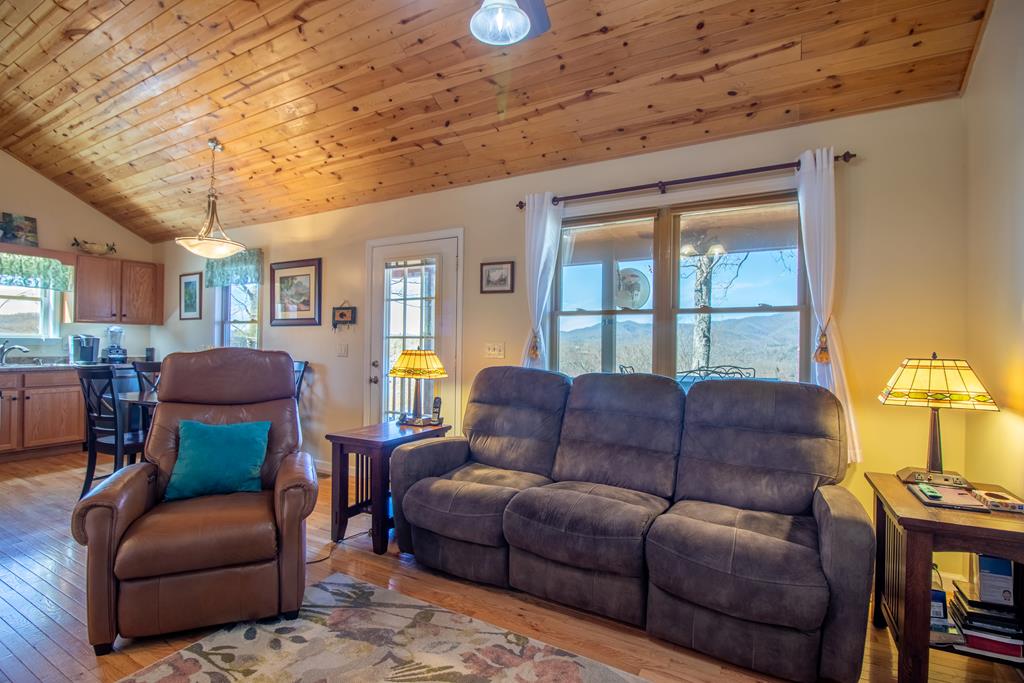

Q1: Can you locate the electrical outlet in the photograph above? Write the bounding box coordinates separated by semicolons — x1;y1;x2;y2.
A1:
337;343;349;358
484;342;505;359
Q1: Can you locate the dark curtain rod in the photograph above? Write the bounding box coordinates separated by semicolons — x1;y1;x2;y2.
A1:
515;150;856;209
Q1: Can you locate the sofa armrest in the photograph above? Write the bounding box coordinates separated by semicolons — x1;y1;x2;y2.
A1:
71;462;157;547
391;436;470;553
813;485;875;683
274;451;319;525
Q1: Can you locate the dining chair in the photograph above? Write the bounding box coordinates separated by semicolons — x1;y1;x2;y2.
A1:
293;360;309;401
77;367;146;499
132;360;161;392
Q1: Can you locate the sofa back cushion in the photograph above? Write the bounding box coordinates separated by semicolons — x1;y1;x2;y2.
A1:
462;366;572;477
676;379;846;514
552;373;685;498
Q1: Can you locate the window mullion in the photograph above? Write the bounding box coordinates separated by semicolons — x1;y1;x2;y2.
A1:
651;207;675;377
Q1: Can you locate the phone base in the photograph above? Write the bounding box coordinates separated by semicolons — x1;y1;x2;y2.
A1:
397;415;443;427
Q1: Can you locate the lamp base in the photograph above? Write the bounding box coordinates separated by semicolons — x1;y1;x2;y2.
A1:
896;466;972;489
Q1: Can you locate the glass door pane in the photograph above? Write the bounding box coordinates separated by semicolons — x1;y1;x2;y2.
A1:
383;258;437;420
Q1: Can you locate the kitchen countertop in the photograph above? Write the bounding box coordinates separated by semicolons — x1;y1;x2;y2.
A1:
0;362;137;373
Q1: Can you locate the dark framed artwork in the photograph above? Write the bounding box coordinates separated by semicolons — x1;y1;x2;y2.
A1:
0;213;39;247
480;261;514;293
270;258;322;326
179;272;203;320
332;306;357;328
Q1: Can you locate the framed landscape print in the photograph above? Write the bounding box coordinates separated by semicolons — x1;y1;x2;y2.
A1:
270;258;322;326
179;272;202;320
0;213;39;247
480;261;514;293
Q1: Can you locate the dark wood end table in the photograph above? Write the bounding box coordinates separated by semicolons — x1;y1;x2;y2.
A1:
866;472;1024;682
325;422;451;554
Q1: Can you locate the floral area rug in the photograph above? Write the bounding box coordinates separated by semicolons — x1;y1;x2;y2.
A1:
121;572;645;682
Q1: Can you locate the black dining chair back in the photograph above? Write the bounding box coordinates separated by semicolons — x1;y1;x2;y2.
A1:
132;361;162;393
77;366;146;499
293;360;309;401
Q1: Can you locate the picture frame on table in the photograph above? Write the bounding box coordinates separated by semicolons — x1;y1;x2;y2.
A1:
480;261;514;293
270;258;322;326
179;272;202;320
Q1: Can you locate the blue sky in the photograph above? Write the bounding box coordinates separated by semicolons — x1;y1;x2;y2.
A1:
560;249;797;331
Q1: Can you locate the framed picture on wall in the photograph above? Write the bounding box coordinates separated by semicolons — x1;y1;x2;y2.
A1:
480;261;514;293
270;258;322;326
179;272;202;320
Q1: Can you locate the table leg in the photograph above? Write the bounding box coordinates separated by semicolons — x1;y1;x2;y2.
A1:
331;443;349;542
898;530;934;683
370;446;390;554
873;495;888;628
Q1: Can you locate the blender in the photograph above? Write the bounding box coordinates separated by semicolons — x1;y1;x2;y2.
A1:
103;326;127;364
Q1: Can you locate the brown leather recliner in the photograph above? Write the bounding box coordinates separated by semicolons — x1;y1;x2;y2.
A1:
71;348;318;655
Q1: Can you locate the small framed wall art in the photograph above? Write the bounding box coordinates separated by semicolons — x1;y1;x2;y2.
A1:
332;306;357;328
480;261;514;294
179;272;203;320
270;257;322;326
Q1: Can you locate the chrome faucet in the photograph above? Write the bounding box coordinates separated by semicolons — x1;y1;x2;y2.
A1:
0;340;30;366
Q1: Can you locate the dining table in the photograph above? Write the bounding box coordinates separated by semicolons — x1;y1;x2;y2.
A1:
118;388;159;433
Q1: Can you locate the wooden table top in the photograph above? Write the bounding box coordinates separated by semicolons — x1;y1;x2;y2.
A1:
866;472;1024;543
117;390;159;406
324;422;451;449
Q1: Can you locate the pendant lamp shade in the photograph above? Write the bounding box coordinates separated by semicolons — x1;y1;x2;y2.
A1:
470;0;531;46
175;138;247;259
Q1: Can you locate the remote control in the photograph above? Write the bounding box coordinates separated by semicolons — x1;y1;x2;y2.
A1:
918;483;942;500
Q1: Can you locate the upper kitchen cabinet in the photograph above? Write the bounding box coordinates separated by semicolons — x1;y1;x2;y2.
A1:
74;255;121;323
74;255;164;325
120;260;164;325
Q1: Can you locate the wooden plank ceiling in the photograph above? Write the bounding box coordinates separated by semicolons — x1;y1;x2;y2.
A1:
0;0;989;242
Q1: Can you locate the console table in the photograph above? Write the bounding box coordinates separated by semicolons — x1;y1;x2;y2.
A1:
325;422;451;554
866;472;1024;682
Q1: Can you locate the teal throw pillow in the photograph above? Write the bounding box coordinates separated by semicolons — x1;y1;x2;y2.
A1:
164;420;272;501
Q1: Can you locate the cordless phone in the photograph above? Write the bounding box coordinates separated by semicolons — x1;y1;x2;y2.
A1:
430;397;442;425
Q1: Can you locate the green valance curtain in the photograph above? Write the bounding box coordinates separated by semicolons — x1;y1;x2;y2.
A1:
0;252;73;291
204;248;263;288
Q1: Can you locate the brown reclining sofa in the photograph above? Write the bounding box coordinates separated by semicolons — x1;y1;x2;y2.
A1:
392;366;874;683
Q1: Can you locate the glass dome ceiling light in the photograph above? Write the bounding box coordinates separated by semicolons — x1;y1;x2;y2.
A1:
470;0;531;46
175;138;246;259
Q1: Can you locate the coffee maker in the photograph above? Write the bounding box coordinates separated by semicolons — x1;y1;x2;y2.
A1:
103;326;127;364
68;334;100;364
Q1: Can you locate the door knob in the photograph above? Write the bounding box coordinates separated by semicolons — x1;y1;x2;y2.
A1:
371;360;380;368
368;376;379;384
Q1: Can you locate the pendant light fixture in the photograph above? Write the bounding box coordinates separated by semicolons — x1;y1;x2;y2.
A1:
470;0;531;46
174;138;246;259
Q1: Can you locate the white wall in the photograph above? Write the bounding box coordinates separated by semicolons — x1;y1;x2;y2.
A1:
0;152;157;356
152;98;972;523
963;0;1024;490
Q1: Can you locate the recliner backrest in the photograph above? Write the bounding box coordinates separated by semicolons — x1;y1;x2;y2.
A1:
462;366;572;477
552;373;685;498
146;348;300;498
676;379;846;514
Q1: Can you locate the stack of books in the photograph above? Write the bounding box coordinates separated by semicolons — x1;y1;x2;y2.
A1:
947;579;1024;663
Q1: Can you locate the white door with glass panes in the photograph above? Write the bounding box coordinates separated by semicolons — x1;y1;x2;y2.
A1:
366;235;460;429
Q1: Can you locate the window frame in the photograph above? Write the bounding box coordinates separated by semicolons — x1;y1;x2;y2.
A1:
215;283;261;349
550;191;811;381
0;285;63;340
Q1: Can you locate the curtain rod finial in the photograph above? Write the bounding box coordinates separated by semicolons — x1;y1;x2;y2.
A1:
515;200;526;210
839;150;856;163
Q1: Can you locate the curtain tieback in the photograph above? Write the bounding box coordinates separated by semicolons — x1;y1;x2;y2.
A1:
813;319;832;364
527;328;542;360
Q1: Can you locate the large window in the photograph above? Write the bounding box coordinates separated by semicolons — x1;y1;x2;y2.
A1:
0;285;61;338
552;194;809;383
217;283;260;348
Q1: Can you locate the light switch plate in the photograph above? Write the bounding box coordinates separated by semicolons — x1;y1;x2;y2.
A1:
337;343;349;358
484;342;505;359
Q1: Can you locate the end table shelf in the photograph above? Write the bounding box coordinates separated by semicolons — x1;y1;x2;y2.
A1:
325;422;451;554
866;472;1024;681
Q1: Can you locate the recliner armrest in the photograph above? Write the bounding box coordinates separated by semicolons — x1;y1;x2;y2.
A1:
71;462;157;547
391;436;470;553
813;485;875;683
274;451;319;525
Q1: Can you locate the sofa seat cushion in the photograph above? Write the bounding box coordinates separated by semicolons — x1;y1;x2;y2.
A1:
646;500;829;631
504;481;668;577
115;492;278;580
404;464;552;547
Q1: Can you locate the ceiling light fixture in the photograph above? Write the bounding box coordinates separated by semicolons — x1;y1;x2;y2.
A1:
470;0;531;46
175;138;246;259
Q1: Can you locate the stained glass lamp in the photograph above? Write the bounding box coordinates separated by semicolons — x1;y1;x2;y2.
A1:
388;349;448;426
879;352;998;486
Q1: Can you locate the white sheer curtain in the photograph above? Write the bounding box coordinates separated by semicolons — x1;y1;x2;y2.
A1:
520;192;564;368
797;148;862;462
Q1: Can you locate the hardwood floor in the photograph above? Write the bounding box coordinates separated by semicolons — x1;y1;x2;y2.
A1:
0;451;1019;683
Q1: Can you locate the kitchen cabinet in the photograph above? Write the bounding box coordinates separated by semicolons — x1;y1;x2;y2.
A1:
74;255;121;323
0;369;85;458
74;255;164;325
120;260;163;324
